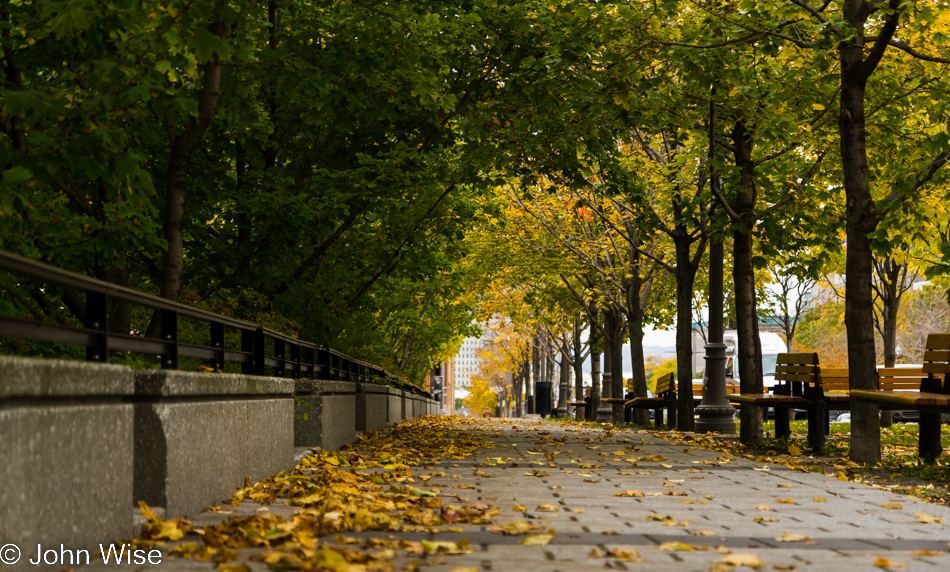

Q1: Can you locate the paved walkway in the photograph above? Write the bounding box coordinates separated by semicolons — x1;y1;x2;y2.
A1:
89;418;950;571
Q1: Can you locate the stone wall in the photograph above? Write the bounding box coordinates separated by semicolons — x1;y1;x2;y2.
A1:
0;357;437;554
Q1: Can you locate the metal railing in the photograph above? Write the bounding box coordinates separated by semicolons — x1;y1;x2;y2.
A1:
0;250;429;397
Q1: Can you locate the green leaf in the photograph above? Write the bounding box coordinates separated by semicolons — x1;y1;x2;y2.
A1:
2;166;32;185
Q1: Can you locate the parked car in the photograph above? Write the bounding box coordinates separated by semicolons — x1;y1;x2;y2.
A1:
833;412;850;423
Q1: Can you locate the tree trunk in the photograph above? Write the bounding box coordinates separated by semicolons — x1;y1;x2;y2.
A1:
840;0;888;462
626;307;650;426
590;305;602;419
159;60;225;302
530;335;539;413
573;314;585;420
674;235;699;430
604;308;625;423
598;313;614;422
729;119;764;444
557;340;570;417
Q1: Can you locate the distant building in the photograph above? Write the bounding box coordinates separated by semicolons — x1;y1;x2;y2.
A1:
429;358;456;415
453;335;485;391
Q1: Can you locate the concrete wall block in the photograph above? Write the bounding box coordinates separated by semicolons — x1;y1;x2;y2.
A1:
0;403;134;550
294;380;323;448
314;380;358;451
246;398;294;482
137;400;247;517
0;356;135;551
132;370;294;518
387;389;402;425
358;384;389;432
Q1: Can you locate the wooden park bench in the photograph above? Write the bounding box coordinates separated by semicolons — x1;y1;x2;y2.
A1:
625;372;677;428
692;380;740;403
851;333;950;460
568;399;587;420
730;352;826;452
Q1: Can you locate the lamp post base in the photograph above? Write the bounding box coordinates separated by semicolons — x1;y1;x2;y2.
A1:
695;404;737;433
695;342;737;434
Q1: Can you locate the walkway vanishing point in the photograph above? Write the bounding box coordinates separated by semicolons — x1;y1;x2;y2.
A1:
84;417;950;572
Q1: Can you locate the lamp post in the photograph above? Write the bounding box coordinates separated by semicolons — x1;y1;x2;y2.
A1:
695;239;736;433
695;92;736;434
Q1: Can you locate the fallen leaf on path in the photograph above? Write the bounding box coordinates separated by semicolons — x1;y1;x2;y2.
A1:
613;490;644;497
658;541;708;551
519;532;555;546
421;539;473;555
604;547;641;561
916;513;945;524
488;520;543;535
715;553;762;568
774;532;809;542
874;557;906;568
911;550;945;556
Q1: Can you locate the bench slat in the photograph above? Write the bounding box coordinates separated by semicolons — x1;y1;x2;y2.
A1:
851;390;950;407
925;333;950;350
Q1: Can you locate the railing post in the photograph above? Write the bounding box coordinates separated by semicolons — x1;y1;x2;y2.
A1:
289;343;300;379
274;337;286;378
85;291;108;363
317;348;329;379
304;347;314;378
210;322;225;370
160;310;178;369
253;328;265;375
241;329;254;375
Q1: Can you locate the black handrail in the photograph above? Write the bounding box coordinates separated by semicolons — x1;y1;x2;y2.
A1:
0;250;429;397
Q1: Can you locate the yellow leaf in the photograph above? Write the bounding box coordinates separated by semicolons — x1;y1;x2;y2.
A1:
138;501;160;523
613;490;644;497
718;553;763;568
874;557;906;567
535;504;559;512
604;547;641;561
814;497;827;502
881;502;902;509
488;520;542;535
658;542;708;551
911;550;945;556
421;539;473;555
812;103;826;111
775;532;809;542
916;513;945;524
787;443;802;456
218;563;251;572
775;498;796;504
520;532;555;546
